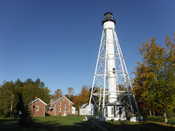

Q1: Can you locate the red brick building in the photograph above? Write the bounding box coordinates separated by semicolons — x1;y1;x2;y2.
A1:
29;98;47;117
47;96;73;116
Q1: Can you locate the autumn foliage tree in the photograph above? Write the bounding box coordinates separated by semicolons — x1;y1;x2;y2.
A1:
133;36;175;122
72;86;90;115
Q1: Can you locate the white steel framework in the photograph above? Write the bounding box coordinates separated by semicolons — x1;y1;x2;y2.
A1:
89;12;139;121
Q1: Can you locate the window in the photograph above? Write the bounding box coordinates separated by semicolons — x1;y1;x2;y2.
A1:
59;106;61;112
58;102;61;112
114;106;116;117
105;107;108;116
64;104;67;112
112;68;115;74
111;106;114;115
34;105;39;112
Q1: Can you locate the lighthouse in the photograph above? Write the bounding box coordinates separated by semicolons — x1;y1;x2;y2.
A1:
103;12;117;104
89;12;139;121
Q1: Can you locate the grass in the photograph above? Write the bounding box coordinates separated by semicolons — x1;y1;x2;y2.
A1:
0;116;175;131
146;116;175;125
0;116;85;131
167;117;175;125
33;115;84;125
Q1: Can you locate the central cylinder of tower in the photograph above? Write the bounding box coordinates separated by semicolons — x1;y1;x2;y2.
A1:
103;12;117;104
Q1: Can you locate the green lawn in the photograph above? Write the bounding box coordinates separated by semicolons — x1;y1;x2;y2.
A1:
34;115;84;125
169;117;175;125
145;116;175;125
0;116;175;131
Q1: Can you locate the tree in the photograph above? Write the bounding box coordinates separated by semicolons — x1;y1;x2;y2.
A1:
72;95;81;115
16;93;32;126
65;87;74;101
0;81;15;116
72;86;90;115
52;89;62;99
68;87;74;97
79;86;90;105
133;36;175;122
0;78;51;117
133;63;156;116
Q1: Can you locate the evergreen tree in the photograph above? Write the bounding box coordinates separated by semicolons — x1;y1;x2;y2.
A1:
16;93;32;126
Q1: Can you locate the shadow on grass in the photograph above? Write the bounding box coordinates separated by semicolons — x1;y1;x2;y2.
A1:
0;118;175;131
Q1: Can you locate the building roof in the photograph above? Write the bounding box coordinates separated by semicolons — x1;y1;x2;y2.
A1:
80;103;93;109
50;96;73;105
81;103;88;108
29;98;47;105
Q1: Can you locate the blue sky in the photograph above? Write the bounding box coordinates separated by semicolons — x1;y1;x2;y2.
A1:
0;0;175;94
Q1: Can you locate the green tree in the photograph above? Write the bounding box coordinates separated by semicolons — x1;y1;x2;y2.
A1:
16;93;32;126
0;81;15;116
66;87;74;100
0;78;50;117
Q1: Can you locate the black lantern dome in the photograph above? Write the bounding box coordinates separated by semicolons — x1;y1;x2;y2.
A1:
102;12;116;24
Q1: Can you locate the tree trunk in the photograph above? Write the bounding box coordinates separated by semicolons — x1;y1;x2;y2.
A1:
164;112;168;123
10;98;13;117
153;111;155;116
149;110;152;116
78;107;80;116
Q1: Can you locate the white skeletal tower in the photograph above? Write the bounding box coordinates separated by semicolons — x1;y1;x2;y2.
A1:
89;12;139;121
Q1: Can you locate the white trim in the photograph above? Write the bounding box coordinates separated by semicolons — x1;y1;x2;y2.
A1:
62;96;74;104
51;96;73;105
29;98;47;105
